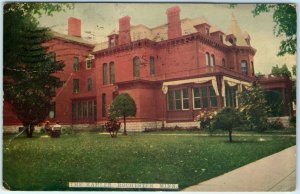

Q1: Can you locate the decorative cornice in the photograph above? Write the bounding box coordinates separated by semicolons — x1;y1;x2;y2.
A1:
92;32;256;57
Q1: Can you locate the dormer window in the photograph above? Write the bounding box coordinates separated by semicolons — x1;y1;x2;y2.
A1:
220;35;223;42
226;34;237;46
205;28;210;35
109;39;116;47
86;54;94;69
108;31;119;48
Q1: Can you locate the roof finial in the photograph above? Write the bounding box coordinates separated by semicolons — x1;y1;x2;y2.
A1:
231;12;237;21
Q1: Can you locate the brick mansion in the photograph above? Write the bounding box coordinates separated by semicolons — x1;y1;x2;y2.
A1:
3;6;293;131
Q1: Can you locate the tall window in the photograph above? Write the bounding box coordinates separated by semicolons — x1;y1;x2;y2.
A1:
167;91;174;111
77;101;82;119
182;88;189;110
72;100;97;122
87;78;92;91
150;56;155;75
167;89;189;111
102;93;106;117
193;88;201;109
103;63;107;85
83;102;87;119
222;58;226;67
73;79;79;93
225;84;237;108
73;56;79;71
109;62;115;84
72;102;76;120
193;86;217;109
205;52;210;66
241;60;248;75
220;35;223;42
251;61;254;76
88;101;93;118
210;54;215;66
94;100;97;121
174;90;182;110
201;87;208;108
209;86;218;107
133;56;140;78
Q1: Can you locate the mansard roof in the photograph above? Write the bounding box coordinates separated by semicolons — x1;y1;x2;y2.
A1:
94;13;252;52
226;13;248;46
51;31;94;47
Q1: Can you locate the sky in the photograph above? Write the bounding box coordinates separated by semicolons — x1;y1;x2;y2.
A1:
38;3;296;75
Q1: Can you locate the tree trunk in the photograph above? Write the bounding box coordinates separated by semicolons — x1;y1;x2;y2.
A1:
25;124;34;138
123;115;127;135
228;129;233;142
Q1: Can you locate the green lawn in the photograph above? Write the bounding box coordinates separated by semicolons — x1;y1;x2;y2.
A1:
3;131;296;191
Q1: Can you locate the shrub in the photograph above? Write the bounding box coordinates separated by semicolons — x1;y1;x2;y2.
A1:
40;127;46;134
105;118;121;138
212;107;240;142
239;85;269;132
290;116;296;128
266;119;284;130
89;125;105;132
61;127;74;135
196;110;216;134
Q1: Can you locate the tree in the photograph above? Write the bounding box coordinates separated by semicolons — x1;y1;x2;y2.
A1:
255;72;265;77
212;107;240;142
292;65;296;76
252;4;296;56
105;105;121;138
231;4;296;56
4;3;72;137
109;93;137;135
292;65;296;104
271;64;292;78
238;85;269;132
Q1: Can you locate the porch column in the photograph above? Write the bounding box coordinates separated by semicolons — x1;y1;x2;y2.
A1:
216;75;224;108
281;88;287;116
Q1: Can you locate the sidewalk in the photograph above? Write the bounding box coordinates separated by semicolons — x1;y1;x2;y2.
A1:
183;145;296;192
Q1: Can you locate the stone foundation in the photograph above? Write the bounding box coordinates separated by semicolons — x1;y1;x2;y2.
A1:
164;121;199;129
268;116;290;128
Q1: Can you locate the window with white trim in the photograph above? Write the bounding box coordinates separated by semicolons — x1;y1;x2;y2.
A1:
167;90;174;111
174;90;181;110
205;52;210;66
86;59;92;69
193;86;217;109
182;88;189;110
211;54;215;66
241;60;248;75
193;88;201;109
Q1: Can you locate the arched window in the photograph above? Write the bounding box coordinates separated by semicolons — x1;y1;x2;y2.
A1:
205;52;210;66
222;58;226;67
241;60;248;75
211;54;215;66
150;56;155;75
133;56;140;78
103;63;107;85
109;62;115;84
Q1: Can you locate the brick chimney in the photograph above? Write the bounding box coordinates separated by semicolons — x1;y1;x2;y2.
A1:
68;17;81;37
166;6;182;39
118;16;131;45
